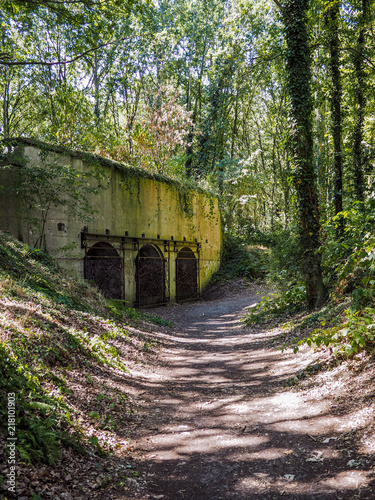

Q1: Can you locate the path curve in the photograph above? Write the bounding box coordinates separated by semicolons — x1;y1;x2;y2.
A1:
127;286;373;500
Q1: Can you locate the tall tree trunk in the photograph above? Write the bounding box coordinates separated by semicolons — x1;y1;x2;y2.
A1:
186;38;207;178
352;0;368;202
2;73;10;138
283;0;327;309
325;0;344;236
93;51;100;128
230;87;239;158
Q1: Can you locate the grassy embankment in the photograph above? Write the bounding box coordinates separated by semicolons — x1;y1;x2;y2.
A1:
0;231;167;468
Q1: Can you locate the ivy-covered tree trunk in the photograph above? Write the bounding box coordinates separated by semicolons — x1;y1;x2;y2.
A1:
352;0;368;202
283;0;327;309
325;0;344;236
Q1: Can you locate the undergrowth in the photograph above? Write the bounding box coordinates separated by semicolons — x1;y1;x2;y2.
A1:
243;283;307;324
210;236;269;285
0;231;164;465
108;300;173;327
243;202;375;359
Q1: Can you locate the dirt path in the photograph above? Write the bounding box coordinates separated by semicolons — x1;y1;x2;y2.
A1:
121;286;375;500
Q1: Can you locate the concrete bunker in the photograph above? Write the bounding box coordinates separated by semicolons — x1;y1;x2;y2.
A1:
0;138;222;307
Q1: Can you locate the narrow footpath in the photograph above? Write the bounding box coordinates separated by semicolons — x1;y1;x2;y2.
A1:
122;286;375;500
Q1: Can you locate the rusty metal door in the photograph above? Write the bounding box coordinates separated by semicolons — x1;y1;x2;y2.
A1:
136;244;166;306
176;247;198;302
84;241;123;299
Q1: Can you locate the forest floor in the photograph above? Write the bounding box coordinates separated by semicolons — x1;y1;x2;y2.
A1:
120;281;375;500
2;280;375;499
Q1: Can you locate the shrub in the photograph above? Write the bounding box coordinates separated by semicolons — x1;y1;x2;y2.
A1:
293;307;375;357
215;235;269;282
243;282;306;324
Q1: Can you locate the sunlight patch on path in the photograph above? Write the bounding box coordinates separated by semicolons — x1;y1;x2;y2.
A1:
134;290;375;499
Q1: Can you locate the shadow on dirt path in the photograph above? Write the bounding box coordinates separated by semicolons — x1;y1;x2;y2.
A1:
118;285;375;500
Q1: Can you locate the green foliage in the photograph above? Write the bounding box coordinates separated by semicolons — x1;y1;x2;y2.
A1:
108;300;173;328
243;283;306;324
240;228;309;324
0;0;291;233
268;197;375;356
132;84;195;176
212;236;269;283
266;229;303;286
284;199;375;357
321;200;375;303
140;313;173;328
294;307;375;357
247;196;375;331
0;342;81;465
0;232;91;311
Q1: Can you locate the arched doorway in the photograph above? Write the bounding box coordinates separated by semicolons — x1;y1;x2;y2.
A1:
135;244;165;306
176;247;198;302
84;242;123;299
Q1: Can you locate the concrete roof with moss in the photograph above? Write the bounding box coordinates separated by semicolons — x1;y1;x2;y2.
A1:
1;137;217;199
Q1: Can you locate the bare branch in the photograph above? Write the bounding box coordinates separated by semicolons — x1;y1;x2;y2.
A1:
0;36;131;67
271;0;285;14
341;46;375;70
7;0;101;6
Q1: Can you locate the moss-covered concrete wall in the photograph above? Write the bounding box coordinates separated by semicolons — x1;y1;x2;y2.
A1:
0;139;222;306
